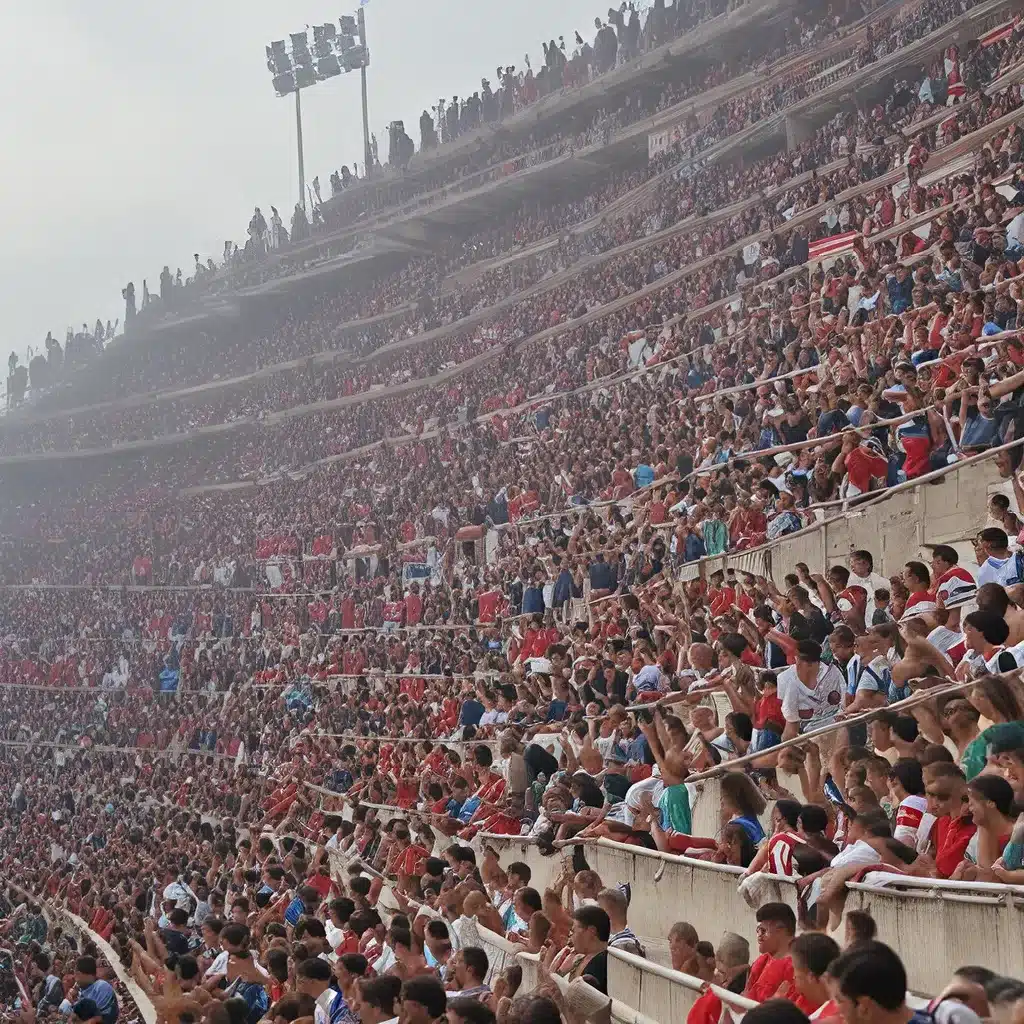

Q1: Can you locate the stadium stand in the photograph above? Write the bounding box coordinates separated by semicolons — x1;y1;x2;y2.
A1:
7;2;1024;1024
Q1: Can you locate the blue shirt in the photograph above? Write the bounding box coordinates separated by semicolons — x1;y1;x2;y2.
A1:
634;464;655;488
284;896;306;926
459;699;484;727
522;585;545;614
328;990;359;1024
588;559;616;592
80;980;118;1024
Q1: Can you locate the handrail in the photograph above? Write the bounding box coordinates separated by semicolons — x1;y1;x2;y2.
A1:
844;872;1024;897
609;947;760;1013
688;663;1024;781
4;879;157;1024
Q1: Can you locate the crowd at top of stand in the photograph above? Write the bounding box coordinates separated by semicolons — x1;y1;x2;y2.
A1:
8;2;1024;1024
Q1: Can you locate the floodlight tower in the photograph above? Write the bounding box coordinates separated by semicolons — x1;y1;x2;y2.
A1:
264;10;373;212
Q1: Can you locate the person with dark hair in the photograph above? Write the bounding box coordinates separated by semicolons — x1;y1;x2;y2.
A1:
451;947;491;1000
923;764;975;879
74;956;118;1024
962;610;1016;675
743;799;806;878
927;545;976;628
744;903;796;1001
827;942;911;1024
954;775;1018;880
32;951;64;1014
743;999;810;1024
269;993;317;1023
284;884;321;929
458;746;507;827
352;976;402;1024
791;933;841;1016
798;804;839;861
975;528;1019;588
778;640;844;739
553;905;610;993
897;561;932;618
447;996;497;1024
888;759;934;853
399;975;448;1024
842;909;877;947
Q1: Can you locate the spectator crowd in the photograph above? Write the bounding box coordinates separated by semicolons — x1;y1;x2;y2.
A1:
3;2;1024;1024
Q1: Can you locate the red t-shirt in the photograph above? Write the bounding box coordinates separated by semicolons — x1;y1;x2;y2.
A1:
686;989;722;1024
933;814;977;878
845;446;887;493
745;953;794;1002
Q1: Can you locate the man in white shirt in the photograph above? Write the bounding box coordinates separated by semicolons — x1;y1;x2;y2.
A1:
848;550;890;618
778;640;844;739
975;528;1020;588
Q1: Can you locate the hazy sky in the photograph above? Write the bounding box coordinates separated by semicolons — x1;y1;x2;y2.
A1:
0;0;612;357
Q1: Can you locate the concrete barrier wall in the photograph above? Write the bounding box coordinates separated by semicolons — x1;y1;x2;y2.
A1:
474;836;1024;997
586;840;797;961
608;948;758;1023
846;880;1024;995
678;457;1004;587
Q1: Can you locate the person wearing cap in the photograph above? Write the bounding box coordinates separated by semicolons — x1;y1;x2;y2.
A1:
778;640;845;741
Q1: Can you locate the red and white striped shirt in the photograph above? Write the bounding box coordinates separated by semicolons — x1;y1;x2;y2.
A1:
767;830;805;876
894;795;936;852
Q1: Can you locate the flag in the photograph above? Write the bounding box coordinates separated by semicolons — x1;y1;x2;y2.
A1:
808;230;859;261
980;20;1014;46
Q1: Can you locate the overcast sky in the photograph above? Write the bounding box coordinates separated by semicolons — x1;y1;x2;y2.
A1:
0;0;615;360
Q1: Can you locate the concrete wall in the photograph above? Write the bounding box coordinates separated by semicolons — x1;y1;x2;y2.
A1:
475;835;1024;997
678;456;1003;587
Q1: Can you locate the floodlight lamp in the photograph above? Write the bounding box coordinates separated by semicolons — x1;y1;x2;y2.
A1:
338;33;356;52
317;55;342;78
342;44;368;70
295;65;316;89
339;15;357;33
272;72;297;96
290;31;310;50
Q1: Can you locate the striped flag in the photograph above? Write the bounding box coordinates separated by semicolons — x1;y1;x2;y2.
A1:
980;19;1016;46
808;230;860;261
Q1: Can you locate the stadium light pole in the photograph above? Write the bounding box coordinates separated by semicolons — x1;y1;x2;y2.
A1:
358;6;373;180
296;88;306;213
264;10;372;212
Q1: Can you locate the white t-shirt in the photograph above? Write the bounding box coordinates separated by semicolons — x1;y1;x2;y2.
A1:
977;554;1020;588
779;663;844;731
204;951;228;979
848;570;891;615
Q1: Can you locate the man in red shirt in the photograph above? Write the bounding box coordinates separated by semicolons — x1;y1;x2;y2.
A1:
791;933;841;1016
744;902;796;1001
837;435;888;499
925;765;976;878
404;583;423;626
